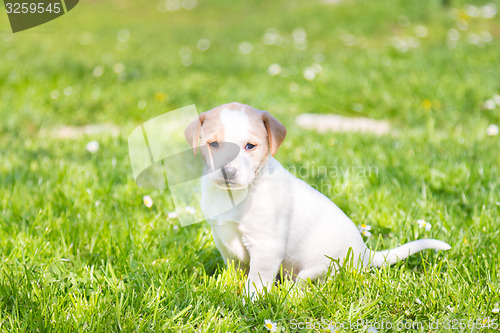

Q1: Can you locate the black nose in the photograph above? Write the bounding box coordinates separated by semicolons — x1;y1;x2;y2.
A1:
221;166;237;179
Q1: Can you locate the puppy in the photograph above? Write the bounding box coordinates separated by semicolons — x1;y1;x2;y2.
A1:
184;102;451;297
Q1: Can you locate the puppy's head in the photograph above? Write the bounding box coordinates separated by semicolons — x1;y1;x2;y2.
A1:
184;102;286;189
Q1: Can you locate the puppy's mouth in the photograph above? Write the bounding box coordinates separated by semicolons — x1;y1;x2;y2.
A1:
211;179;249;190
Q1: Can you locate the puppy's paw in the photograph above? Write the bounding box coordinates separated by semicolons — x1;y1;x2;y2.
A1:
242;291;256;304
243;280;262;303
243;286;257;303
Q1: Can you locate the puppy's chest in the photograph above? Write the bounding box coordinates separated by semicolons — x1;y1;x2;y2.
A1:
210;220;250;264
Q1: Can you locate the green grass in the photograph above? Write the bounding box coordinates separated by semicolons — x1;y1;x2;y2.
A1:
0;0;499;331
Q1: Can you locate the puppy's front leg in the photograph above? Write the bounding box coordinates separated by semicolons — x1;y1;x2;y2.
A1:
244;252;282;299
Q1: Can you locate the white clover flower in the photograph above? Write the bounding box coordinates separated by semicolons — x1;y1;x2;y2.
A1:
264;319;277;332
493;94;500;105
447;28;460;41
415;298;422;304
303;67;316;81
86;141;99;153
358;224;372;237
466;5;480;17
312;63;323;74
185;206;196;215
262;28;280;45
481;31;493;43
467;33;481;45
408;37;421;48
367;326;378;333
391;36;409;53
92;66;104;78
238;41;253;54
486;124;499;136
165;0;181;11
292;27;307;49
79;32;92;45
480;3;497;19
64;86;73;96
341;33;356;46
352;103;364;112
196;38;210;51
168;211;179;219
143;195;153;208
457;19;468;31
50;90;60;99
182;0;197;10
267;64;282;76
178;47;193;66
117;29;130;42
484;99;496;110
181;54;193;66
113;63;125;74
314;53;325;62
292;27;307;42
414;25;429;38
417;219;432;231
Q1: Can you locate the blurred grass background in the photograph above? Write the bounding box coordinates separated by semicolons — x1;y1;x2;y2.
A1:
0;0;499;331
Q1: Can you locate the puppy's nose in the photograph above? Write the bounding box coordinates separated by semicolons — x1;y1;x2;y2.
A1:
222;166;237;179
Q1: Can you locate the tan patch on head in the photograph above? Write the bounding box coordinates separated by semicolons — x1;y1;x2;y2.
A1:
185;102;287;188
199;108;225;145
185;102;286;157
238;104;286;156
184;108;225;155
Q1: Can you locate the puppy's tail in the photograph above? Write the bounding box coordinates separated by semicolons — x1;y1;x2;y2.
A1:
365;239;451;267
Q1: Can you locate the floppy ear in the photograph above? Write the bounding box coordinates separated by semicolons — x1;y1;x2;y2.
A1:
262;111;286;156
184;113;206;155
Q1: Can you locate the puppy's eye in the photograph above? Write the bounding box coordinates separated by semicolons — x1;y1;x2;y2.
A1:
245;143;256;150
209;141;219;148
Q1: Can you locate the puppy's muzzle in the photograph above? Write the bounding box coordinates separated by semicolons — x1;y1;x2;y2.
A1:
221;166;238;180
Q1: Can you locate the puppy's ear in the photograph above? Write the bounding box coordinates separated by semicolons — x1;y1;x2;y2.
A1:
184;113;206;155
262;111;286;156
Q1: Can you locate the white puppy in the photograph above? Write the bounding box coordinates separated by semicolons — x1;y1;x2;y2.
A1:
184;102;451;297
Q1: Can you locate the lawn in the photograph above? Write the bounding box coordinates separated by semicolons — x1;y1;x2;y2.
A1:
0;0;499;331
